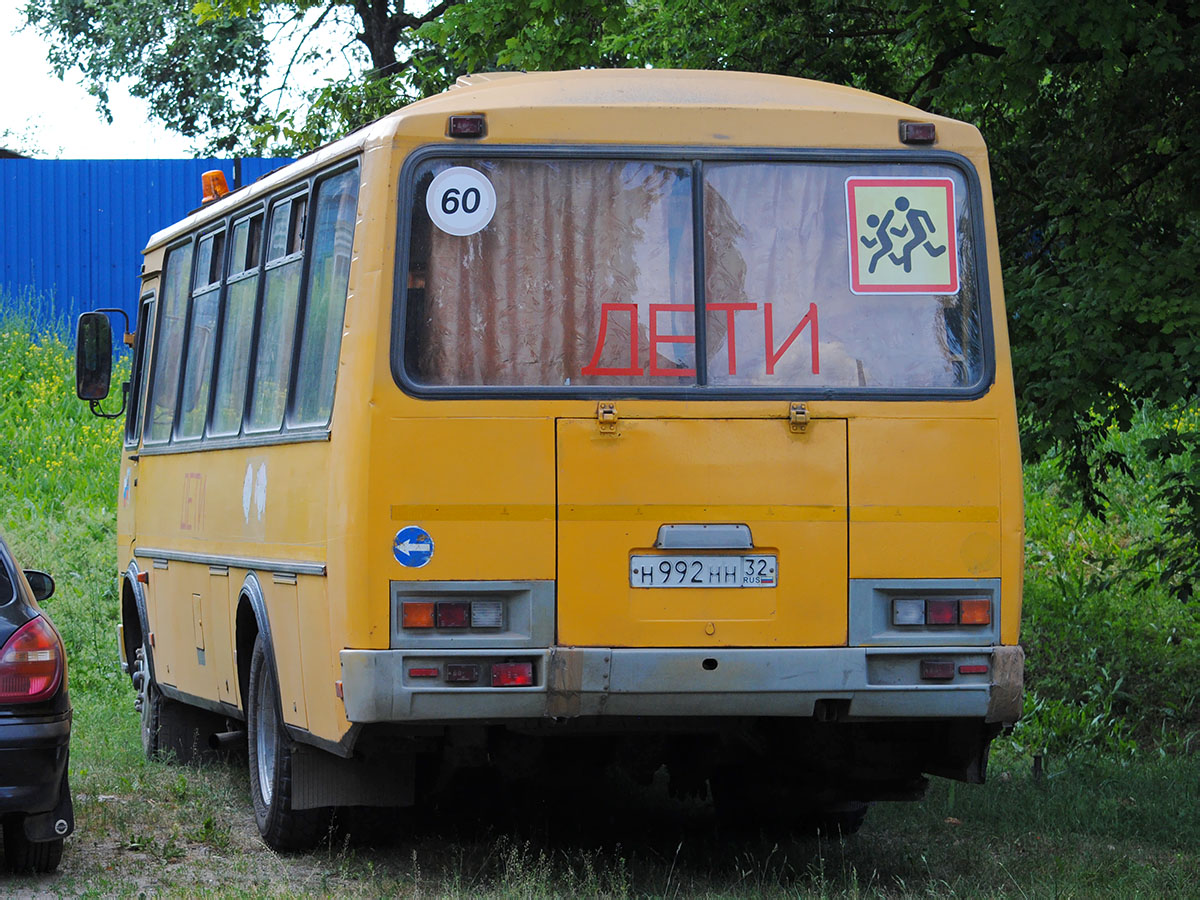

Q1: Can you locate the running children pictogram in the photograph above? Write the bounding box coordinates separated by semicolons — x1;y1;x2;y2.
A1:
845;177;959;294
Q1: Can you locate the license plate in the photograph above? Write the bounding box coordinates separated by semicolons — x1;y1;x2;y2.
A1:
629;555;778;588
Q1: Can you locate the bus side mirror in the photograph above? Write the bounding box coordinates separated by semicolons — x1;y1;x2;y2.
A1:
76;312;113;401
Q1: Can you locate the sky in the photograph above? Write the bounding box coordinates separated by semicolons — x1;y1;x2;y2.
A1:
0;5;197;158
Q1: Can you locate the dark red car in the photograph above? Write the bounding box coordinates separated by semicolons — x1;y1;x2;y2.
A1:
0;537;73;873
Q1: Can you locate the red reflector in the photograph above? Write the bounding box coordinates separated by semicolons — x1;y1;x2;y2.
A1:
491;662;534;687
445;663;480;683
0;616;64;703
920;659;956;681
334;680;344;699
401;601;435;628
408;667;440;678
136;571;149;584
926;598;958;625
959;664;989;675
436;601;470;628
448;115;486;138
900;121;937;144
959;598;991;625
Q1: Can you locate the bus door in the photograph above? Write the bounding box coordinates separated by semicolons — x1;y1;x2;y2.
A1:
119;289;157;560
556;411;848;648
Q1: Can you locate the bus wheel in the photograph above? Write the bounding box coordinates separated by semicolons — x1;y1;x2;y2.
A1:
2;819;63;874
246;635;329;850
133;643;213;764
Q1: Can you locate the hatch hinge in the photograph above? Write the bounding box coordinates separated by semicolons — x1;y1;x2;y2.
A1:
597;402;618;433
788;402;810;433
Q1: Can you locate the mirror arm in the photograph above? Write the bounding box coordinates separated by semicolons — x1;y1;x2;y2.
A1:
88;381;128;420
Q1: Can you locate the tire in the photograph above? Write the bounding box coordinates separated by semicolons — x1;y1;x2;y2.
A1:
809;801;869;837
2;819;63;874
134;643;219;765
247;635;329;851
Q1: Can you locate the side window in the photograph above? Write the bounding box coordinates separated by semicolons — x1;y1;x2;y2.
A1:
291;167;359;426
144;242;194;443
211;212;263;436
124;292;156;446
177;230;226;439
247;195;306;432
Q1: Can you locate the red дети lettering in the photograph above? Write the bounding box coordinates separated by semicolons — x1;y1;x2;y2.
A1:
764;302;819;375
648;303;696;377
581;303;645;376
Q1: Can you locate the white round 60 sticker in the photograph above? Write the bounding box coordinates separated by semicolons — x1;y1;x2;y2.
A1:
426;167;497;236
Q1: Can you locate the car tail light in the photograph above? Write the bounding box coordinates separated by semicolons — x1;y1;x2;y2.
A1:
491;662;534;687
0;616;65;703
436;601;470;628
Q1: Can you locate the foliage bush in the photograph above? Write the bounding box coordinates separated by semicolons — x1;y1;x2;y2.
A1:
1017;406;1200;760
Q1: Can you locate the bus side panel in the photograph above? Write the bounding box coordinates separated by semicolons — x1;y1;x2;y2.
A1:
264;577;308;729
848;417;1001;580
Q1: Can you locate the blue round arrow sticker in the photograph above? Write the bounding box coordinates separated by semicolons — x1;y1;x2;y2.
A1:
393;525;434;568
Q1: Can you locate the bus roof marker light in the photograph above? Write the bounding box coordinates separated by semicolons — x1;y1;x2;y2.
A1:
447;115;486;138
201;170;230;204
899;121;937;144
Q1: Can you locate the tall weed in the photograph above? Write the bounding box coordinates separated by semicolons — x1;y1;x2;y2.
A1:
0;306;126;699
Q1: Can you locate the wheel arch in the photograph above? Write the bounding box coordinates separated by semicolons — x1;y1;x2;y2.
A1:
121;561;151;685
236;572;277;715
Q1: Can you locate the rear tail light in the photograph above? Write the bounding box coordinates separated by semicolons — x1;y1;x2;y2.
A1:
407;667;439;678
491;662;534;687
471;600;504;629
959;598;991;625
892;598;925;625
401;601;435;628
925;598;958;625
893;597;991;627
436;601;471;628
0;616;65;703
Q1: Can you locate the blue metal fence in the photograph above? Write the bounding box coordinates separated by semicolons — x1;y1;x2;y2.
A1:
0;158;291;329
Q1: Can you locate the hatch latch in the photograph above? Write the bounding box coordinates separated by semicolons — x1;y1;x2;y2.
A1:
788;402;810;433
597;402;619;433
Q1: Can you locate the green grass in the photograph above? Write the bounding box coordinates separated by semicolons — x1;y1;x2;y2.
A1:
0;302;1196;896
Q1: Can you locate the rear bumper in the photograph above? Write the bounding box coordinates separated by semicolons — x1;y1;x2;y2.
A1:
341;645;1023;725
0;711;72;816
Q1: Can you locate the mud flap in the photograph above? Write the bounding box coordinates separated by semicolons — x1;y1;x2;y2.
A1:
23;769;74;841
291;744;414;810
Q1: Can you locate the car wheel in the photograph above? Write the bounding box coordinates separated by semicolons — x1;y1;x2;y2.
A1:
134;642;217;764
247;635;329;850
2;819;63;874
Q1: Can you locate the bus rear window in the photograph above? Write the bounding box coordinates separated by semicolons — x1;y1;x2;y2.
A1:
401;155;986;394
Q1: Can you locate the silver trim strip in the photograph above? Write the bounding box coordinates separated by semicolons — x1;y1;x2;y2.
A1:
135;547;327;576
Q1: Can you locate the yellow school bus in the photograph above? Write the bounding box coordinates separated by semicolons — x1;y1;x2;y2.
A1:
77;69;1023;848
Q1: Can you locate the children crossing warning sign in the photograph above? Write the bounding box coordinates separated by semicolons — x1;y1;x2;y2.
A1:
845;177;959;294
